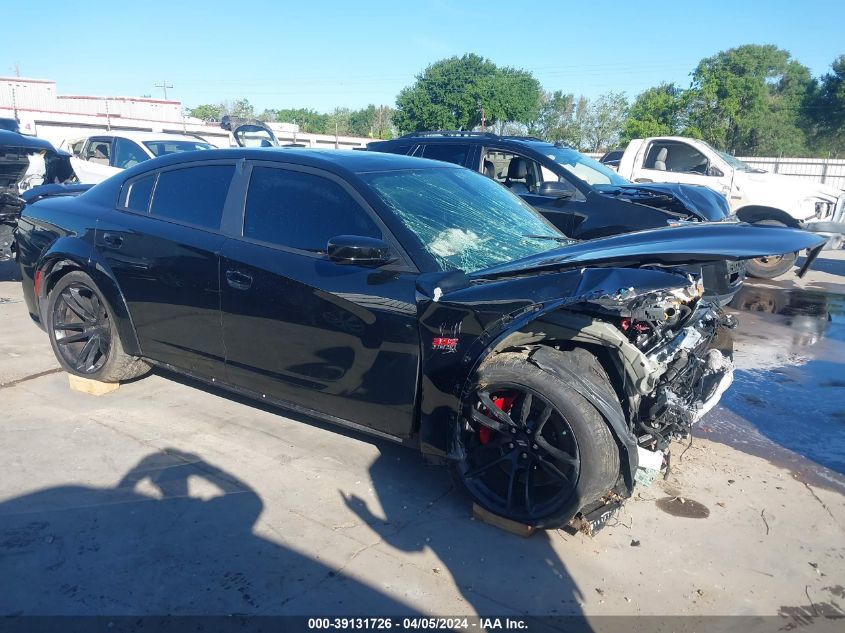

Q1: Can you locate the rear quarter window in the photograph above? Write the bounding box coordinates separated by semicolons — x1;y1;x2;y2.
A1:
124;174;156;212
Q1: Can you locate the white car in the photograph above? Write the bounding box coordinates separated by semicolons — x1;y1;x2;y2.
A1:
64;131;215;184
617;136;845;277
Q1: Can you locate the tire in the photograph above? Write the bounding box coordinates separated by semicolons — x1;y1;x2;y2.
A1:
745;220;798;279
453;348;621;528
46;270;150;382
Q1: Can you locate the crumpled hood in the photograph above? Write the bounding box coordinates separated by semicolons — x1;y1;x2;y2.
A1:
477;223;827;277
611;182;731;221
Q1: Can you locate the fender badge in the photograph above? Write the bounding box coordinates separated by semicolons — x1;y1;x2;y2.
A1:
432;337;458;351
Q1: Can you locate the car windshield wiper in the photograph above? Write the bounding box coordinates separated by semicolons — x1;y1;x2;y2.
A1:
524;234;572;243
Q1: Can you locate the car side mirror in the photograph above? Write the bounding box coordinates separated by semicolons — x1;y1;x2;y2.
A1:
327;235;392;266
538;181;574;199
707;165;724;177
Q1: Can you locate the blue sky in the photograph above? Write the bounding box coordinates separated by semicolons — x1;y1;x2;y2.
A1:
3;0;843;112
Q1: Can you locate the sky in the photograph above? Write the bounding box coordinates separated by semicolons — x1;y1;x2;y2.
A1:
3;0;844;113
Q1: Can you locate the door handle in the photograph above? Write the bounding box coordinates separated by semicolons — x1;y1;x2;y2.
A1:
225;269;253;291
102;232;123;248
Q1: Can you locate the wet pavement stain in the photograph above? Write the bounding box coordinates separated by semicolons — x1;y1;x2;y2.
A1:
655;497;710;519
700;281;845;494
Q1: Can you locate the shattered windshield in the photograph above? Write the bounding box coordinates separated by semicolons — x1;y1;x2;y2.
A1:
361;167;566;273
536;145;630;187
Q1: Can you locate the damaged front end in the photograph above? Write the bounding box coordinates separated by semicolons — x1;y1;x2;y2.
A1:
586;279;736;452
1;128;76;261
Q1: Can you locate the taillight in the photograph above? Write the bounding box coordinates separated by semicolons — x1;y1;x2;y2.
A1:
34;269;43;295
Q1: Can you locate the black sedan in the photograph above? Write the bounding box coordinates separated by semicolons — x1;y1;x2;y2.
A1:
14;149;824;528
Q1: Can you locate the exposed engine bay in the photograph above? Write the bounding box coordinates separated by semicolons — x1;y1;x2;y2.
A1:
584;273;736;452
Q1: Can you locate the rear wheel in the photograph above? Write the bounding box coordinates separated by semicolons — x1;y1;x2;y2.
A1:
745;220;797;279
46;271;149;382
454;349;621;528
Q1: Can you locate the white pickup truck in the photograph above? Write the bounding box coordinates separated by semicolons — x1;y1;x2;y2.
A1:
616;136;845;278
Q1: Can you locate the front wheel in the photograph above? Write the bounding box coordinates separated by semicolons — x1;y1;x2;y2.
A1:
453;349;621;528
745;220;798;279
46;270;150;382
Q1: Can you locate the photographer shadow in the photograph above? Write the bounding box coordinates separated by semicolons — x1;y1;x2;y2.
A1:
0;448;421;615
342;445;589;620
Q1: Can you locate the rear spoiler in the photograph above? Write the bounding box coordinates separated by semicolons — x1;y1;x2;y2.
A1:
21;183;93;205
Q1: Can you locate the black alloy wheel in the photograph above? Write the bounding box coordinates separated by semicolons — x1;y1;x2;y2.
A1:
459;385;581;523
51;282;112;374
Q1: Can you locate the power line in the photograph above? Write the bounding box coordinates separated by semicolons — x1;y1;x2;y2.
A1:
154;80;174;100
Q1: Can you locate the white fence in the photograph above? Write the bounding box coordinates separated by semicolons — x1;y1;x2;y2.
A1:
588;151;845;191
736;157;845;191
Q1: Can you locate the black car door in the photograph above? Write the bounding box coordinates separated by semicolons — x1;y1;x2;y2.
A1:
95;161;236;379
219;162;421;439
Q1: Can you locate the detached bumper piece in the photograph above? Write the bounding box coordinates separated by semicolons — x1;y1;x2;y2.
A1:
803;220;845;250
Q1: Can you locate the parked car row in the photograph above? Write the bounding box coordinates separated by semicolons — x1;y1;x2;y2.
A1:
368;132;745;303
10;141;825;529
605;135;845;277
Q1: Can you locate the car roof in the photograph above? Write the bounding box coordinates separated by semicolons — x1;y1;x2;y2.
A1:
118;147;460;179
83;131;211;144
375;134;561;153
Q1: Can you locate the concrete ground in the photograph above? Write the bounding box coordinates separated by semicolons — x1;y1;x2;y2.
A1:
1;254;844;621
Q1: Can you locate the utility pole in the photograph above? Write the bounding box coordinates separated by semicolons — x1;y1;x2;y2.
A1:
478;100;486;132
154;80;173;100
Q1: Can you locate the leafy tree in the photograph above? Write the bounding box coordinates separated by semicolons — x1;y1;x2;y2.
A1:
395;54;540;132
620;83;685;144
527;90;583;146
188;104;224;121
685;44;813;155
226;98;255;120
578;92;628;152
807;55;845;154
348;105;395;138
326;107;352;136
269;108;330;133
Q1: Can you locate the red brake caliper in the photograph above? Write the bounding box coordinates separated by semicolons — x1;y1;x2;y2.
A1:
479;395;515;444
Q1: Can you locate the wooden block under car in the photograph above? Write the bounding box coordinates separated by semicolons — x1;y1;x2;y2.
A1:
67;373;120;396
472;503;536;537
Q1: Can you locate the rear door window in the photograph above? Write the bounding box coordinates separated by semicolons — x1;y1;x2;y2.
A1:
149;164;234;230
420;143;470;166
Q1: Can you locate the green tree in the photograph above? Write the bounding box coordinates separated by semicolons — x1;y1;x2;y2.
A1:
578;92;628;152
685;44;813;155
348;105;395;138
270;108;330;134
527;90;583;146
807;55;845;154
326;107;352;136
620;83;685;144
188;104;224;121
394;54;540;132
